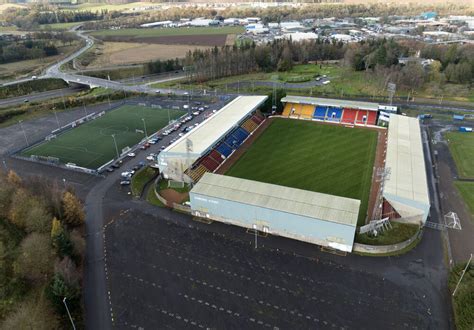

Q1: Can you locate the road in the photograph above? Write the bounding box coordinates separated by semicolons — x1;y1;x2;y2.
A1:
0;86;85;108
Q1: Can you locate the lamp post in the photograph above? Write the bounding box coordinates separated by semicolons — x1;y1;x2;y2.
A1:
62;297;76;330
111;134;119;159
18;120;29;146
141;118;148;138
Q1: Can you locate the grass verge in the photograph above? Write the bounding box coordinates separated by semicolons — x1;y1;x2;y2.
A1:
449;261;474;330
355;222;419;245
131;167;158;197
145;183;165;207
454;181;474;217
447;132;474;179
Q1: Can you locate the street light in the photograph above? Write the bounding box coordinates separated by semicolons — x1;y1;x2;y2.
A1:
111;134;119;159
62;297;76;330
141;118;148;138
18;120;29;146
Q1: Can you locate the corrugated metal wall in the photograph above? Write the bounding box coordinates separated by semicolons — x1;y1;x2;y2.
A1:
190;192;356;252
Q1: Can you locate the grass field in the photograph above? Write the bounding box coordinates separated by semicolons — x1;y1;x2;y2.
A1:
225;118;378;225
90;26;244;38
449;262;474;330
21;105;185;169
454;181;474;217
447;132;474;179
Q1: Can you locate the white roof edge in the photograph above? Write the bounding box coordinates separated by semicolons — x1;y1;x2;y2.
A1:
281;95;379;111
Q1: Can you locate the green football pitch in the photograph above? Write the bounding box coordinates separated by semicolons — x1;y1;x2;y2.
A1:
225;118;378;225
446;131;474;179
21;105;186;169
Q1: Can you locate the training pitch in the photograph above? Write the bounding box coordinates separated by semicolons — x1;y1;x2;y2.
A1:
21;104;186;169
446;131;474;179
225;118;378;225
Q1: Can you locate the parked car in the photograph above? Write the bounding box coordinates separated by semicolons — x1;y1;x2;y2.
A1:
127;152;136;157
106;167;114;172
120;180;130;185
146;155;154;161
192;111;199;116
111;163;121;169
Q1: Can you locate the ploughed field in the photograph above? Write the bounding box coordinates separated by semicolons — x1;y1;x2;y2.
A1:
225;118;378;225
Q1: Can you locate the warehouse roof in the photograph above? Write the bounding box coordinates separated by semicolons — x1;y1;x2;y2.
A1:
192;173;360;226
281;95;379;111
163;95;267;157
384;115;430;206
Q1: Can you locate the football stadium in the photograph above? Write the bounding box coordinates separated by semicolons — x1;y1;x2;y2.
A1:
159;95;430;253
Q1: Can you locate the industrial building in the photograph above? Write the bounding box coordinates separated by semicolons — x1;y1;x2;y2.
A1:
382;114;430;223
157;95;267;183
190;173;360;252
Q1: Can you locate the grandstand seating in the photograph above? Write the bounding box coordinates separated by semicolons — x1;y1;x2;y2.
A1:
313;106;327;120
356;110;369;124
367;111;377;125
251;114;263;125
300;105;315;119
341;108;358;124
216;142;232;157
282;103;293;116
187;164;208;182
241;118;258;133
326;107;343;122
201;156;220;172
209;150;224;164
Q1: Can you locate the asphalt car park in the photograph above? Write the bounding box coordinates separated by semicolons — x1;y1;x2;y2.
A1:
104;208;449;329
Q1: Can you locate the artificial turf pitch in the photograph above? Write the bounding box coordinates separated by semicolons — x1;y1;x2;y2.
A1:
21;105;186;169
225;118;378;225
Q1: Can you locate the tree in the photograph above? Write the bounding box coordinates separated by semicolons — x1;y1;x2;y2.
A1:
70;229;85;263
51;217;62;241
54;231;73;259
8;189;30;230
61;192;85;227
7;170;21;186
1;296;59;330
14;233;54;283
47;272;80;317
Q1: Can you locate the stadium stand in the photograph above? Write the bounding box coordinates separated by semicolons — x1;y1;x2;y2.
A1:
216;142;233;157
241;118;258;133
300;105;315;119
187;164;209;182
326;107;343;122
356;110;369;125
282;103;293;116
201;156;220;172
367;111;377;125
252;113;264;124
209;150;224;164
313;106;327;120
341;108;358;124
